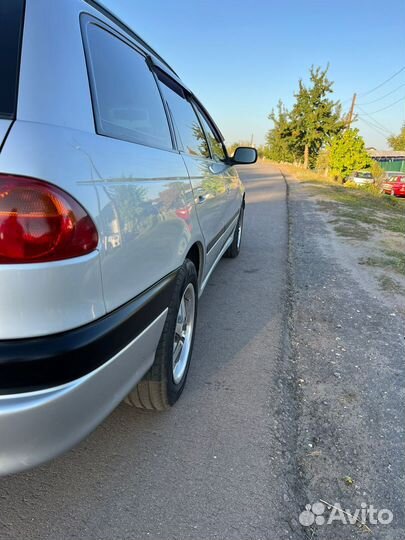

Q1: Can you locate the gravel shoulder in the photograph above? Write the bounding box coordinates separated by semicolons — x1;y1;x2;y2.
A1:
285;169;405;539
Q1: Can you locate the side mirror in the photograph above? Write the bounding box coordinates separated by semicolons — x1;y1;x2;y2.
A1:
231;147;258;165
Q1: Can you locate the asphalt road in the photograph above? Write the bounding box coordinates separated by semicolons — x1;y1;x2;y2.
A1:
0;165;297;539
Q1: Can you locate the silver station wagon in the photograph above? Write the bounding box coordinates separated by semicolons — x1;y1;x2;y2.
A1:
0;0;256;475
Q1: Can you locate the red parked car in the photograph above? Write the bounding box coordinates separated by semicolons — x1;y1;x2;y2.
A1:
382;175;405;197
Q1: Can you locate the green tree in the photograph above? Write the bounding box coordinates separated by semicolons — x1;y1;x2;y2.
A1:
256;145;268;158
266;100;295;162
387;123;405;150
328;128;372;180
289;66;345;168
316;146;331;175
227;140;251;156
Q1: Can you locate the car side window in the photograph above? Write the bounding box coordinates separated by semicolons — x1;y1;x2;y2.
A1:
194;105;226;162
156;72;210;159
85;24;172;150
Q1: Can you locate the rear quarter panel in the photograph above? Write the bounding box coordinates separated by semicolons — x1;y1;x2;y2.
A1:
88;136;203;312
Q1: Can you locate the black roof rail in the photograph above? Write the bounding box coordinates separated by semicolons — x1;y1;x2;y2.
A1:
84;0;179;77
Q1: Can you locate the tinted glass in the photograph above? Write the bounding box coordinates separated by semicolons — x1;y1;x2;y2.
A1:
86;24;172;149
158;77;210;158
0;0;25;119
195;106;226;161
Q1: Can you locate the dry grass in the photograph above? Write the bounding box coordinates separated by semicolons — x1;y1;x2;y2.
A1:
272;161;405;295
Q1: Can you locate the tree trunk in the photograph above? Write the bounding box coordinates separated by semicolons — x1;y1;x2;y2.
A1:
303;144;309;169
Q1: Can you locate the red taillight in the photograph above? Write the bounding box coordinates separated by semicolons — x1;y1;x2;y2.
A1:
0;174;98;263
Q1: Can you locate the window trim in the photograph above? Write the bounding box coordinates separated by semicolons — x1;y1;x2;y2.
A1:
192;100;228;163
0;0;26;121
80;14;176;152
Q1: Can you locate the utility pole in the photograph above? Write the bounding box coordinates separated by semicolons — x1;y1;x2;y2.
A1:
250;133;254;147
347;93;357;128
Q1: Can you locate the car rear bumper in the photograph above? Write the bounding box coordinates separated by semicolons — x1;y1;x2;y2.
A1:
0;309;167;476
0;270;178;476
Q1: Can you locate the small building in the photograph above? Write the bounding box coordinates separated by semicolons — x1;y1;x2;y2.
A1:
367;148;405;172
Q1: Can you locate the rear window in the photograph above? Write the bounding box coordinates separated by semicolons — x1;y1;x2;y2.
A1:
0;0;25;119
356;172;372;179
84;23;172;150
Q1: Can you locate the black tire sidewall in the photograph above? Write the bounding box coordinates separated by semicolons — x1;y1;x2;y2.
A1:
226;204;244;258
236;206;244;253
161;259;198;406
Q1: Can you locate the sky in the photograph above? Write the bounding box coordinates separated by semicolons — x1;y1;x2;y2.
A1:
107;0;405;149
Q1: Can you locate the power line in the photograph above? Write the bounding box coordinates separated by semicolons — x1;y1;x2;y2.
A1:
368;95;405;114
357;116;391;139
358;83;405;106
357;105;394;134
358;66;405;97
358;115;392;136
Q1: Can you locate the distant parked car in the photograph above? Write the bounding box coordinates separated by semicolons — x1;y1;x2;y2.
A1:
384;171;402;179
382;175;405;197
346;171;375;185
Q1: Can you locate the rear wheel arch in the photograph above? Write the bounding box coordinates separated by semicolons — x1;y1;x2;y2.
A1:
186;242;204;288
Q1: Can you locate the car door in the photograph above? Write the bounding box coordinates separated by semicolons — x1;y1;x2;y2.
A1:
193;103;242;233
155;70;228;272
81;19;197;312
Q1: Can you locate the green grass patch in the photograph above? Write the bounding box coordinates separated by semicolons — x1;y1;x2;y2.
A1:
334;223;371;240
361;250;405;276
377;275;405;294
334;209;385;226
385;216;405;234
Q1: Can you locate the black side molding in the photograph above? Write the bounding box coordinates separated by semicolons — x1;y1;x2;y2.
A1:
0;269;178;394
206;210;239;254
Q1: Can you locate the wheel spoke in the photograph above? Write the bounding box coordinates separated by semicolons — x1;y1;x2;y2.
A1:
172;283;196;384
173;336;184;364
175;320;183;338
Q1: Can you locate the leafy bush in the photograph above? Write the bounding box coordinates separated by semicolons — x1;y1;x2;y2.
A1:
370;160;385;185
343;181;381;196
343;181;358;189
329;128;372;179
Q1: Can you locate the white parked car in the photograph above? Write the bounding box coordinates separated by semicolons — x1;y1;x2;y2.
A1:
0;0;257;475
346;171;375;185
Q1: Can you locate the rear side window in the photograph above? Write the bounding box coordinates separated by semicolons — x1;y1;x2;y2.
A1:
157;73;210;158
84;23;172;150
0;0;25;119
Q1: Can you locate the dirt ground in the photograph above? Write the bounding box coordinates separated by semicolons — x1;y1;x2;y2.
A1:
284;166;405;539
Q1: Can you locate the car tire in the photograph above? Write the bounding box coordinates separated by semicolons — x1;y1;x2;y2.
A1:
225;204;244;259
126;259;198;411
